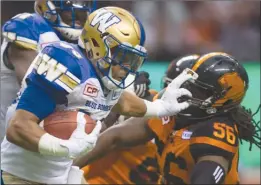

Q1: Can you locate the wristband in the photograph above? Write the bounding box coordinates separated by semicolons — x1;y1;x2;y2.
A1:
144;99;161;117
38;133;68;157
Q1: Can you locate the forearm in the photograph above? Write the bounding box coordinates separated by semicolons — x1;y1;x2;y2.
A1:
123;99;147;117
74;117;153;168
7;109;69;157
115;96;165;118
114;91;158;117
7;111;45;152
114;91;147;117
115;89;188;118
104;111;120;128
190;160;226;184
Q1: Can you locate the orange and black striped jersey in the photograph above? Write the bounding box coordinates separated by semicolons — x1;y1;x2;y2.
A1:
82;141;160;184
148;115;240;184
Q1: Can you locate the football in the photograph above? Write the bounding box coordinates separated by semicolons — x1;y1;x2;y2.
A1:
43;110;96;140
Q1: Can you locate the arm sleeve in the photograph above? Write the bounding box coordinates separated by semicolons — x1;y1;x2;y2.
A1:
2;13;38;50
147;116;175;156
16;82;56;120
26;43;82;101
3;13;60;51
190;160;226;184
17;43;82;120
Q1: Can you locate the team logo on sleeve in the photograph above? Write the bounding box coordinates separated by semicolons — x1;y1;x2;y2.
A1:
83;83;99;97
181;131;193;139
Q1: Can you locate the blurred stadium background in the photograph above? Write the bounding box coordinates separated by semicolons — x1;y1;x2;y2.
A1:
1;1;260;184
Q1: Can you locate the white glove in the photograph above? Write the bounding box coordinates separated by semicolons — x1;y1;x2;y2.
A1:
60;113;102;159
145;69;197;117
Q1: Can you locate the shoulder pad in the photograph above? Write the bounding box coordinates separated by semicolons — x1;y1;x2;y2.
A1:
2;13;57;50
189;116;239;151
27;41;96;94
187;116;239;162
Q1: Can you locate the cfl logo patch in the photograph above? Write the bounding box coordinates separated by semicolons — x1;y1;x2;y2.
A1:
181;131;192;139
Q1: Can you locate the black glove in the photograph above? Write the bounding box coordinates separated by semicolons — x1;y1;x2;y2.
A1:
134;71;151;98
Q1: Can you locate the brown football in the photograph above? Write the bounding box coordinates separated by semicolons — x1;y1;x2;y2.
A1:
43;111;96;140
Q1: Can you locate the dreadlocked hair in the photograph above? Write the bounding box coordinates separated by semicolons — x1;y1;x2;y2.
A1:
230;104;261;151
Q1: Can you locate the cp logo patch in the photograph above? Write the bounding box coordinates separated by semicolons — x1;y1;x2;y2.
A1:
83;83;99;97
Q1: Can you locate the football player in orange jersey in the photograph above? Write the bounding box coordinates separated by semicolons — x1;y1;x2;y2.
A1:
81;71;161;184
75;52;261;184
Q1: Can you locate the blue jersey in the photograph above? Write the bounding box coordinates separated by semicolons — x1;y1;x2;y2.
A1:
1;12;62;74
17;41;123;121
2;13;61;51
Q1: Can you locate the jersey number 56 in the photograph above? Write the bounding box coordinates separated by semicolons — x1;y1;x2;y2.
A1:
213;122;236;145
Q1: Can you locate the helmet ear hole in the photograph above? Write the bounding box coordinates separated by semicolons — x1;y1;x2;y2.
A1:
91;38;100;47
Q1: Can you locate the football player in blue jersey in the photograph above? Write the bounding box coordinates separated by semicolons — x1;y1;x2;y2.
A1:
1;6;194;184
0;0;96;142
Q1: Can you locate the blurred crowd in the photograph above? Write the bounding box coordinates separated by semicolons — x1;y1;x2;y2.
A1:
114;1;260;61
1;1;260;61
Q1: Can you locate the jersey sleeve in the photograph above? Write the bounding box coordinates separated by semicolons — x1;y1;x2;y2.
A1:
17;43;82;119
27;43;82;98
189;117;239;162
2;13;60;51
2;13;38;50
16;81;56;120
147;116;175;156
148;91;174;155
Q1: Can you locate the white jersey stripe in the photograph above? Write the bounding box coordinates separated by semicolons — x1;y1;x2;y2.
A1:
213;166;221;176
215;172;224;183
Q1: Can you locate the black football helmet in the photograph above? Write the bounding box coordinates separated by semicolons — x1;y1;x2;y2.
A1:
162;54;200;88
177;52;249;120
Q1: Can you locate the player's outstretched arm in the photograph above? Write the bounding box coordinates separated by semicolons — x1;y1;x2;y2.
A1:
73;117;155;168
113;70;195;118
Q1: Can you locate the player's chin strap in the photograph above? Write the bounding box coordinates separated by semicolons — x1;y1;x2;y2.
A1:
98;42;121;90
